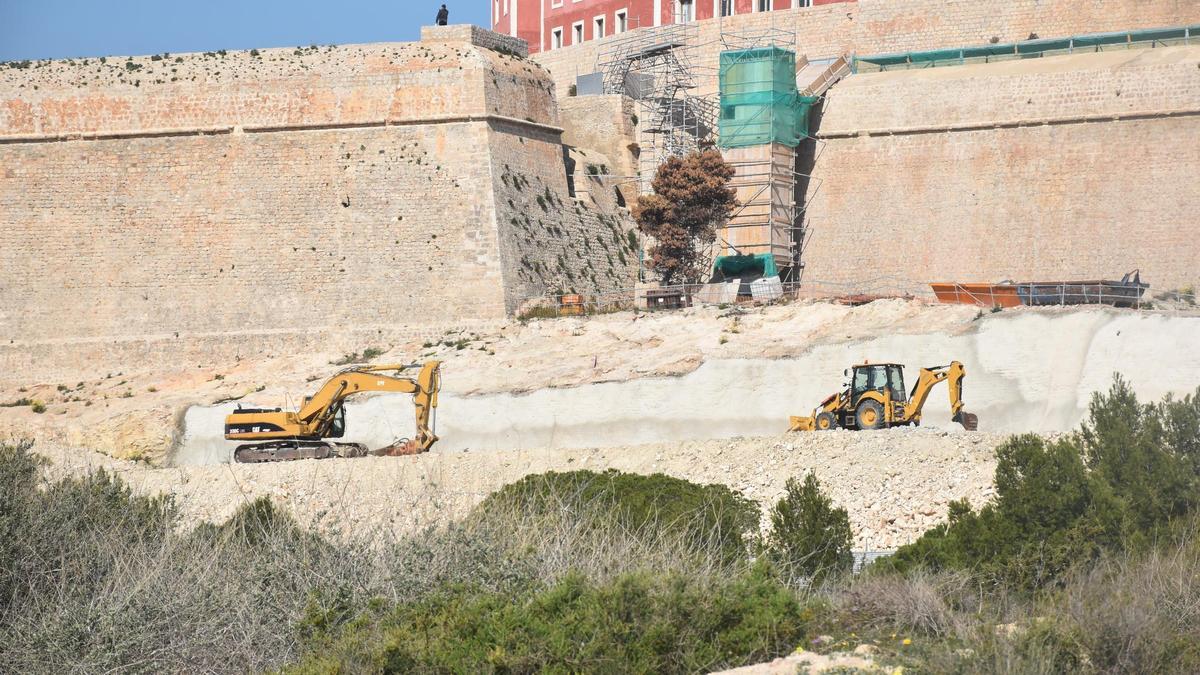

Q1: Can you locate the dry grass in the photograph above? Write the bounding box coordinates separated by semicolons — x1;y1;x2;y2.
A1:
0;445;758;674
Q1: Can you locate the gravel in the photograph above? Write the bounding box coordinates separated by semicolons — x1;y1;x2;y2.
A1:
31;426;1017;549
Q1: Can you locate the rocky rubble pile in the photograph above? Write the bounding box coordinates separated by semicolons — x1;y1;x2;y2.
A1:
30;426;1016;549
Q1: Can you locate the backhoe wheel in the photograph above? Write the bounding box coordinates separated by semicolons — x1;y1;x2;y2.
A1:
815;412;837;431
856;400;885;430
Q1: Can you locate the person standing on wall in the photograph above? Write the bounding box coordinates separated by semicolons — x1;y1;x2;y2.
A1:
435;4;449;26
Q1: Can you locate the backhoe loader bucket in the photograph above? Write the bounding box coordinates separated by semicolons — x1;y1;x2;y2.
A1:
953;411;979;431
789;415;816;432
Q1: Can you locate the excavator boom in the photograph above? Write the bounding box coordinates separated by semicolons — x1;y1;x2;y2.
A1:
224;361;442;462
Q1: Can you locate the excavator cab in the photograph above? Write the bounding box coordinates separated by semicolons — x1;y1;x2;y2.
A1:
328;403;346;438
850;364;907;404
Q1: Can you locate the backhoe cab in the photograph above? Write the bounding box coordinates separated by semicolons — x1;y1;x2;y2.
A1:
789;361;978;432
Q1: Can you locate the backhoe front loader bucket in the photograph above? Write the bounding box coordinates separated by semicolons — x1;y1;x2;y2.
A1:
953;411;979;431
789;415;816;432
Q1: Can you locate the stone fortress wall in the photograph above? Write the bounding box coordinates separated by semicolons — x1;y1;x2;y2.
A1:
3;0;1199;386
531;0;1200;291
0;28;641;385
804;46;1200;290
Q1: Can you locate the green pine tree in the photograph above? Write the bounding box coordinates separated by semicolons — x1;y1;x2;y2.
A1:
766;472;854;585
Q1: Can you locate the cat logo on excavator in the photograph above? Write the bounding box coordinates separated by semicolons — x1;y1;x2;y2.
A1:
789;361;978;432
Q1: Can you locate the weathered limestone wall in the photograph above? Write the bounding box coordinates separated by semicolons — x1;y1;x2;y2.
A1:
531;0;1199;98
558;94;639;180
803;46;1200;291
0;40;556;137
0;29;638;385
490;122;642;307
421;24;530;58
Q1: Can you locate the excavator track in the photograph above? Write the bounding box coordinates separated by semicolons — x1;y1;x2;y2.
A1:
233;440;369;464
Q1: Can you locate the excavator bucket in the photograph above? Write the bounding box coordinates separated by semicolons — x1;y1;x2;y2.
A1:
372;440;424;456
789;415;816;432
953;411;979;431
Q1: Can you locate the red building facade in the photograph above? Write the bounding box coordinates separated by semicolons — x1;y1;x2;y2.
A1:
490;0;853;55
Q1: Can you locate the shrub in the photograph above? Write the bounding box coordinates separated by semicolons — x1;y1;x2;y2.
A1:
289;567;813;674
765;472;854;585
876;377;1200;589
330;346;385;365
473;469;760;564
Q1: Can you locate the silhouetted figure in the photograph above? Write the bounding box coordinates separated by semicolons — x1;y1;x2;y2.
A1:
436;4;449;26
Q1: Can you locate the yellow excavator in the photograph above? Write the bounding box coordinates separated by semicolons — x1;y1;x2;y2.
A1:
224;361;441;463
789;361;978;432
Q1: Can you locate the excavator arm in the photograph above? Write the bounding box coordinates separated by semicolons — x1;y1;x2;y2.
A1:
904;361;977;430
297;361;442;454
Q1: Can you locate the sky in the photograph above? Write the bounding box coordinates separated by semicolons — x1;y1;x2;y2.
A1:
0;0;490;62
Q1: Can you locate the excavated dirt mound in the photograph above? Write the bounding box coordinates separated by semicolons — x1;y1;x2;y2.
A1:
31;426;1015;550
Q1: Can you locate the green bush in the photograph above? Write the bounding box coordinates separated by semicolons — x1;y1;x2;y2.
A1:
290;566;814;674
473;469;760;563
765;472;853;585
876;376;1200;589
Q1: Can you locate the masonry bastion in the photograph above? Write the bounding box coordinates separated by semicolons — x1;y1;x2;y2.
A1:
0;28;641;385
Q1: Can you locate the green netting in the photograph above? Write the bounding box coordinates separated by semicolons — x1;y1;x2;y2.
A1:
855;24;1197;72
718;47;817;148
713;254;779;279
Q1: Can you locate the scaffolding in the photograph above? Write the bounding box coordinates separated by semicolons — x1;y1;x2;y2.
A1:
596;16;716;190
711;26;810;277
711;22;856;283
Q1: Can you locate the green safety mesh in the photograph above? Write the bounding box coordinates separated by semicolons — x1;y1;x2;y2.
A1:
717;47;818;149
713;254;779;279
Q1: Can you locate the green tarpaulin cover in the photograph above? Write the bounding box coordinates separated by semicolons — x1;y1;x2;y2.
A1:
717;47;817;149
713;254;779;279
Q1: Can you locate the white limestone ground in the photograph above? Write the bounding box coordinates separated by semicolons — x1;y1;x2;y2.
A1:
32;426;1006;550
171;301;1200;465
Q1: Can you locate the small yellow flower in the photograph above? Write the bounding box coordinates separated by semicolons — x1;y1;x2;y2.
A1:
902;638;912;646
793;645;805;654
892;668;905;675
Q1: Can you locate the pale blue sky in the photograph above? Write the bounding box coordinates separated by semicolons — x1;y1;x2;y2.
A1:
0;0;490;62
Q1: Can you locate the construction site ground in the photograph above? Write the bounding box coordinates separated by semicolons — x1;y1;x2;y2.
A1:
31;426;1008;550
6;298;1198;550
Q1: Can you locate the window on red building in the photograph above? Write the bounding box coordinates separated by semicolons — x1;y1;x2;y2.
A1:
552;27;564;49
616;9;628;33
677;0;695;23
594;16;606;39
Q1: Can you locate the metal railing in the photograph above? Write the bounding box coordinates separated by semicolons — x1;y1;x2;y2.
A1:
854;24;1198;73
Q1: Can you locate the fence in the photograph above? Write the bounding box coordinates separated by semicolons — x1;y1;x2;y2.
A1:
517;277;1197;319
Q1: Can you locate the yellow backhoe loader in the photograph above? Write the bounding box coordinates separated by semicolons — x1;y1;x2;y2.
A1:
224;361;441;463
789;361;978;432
